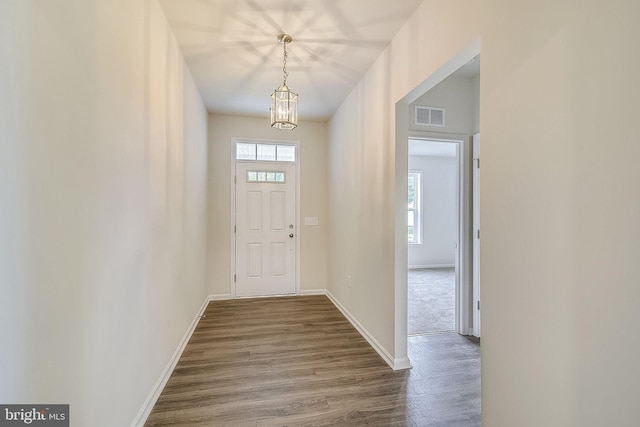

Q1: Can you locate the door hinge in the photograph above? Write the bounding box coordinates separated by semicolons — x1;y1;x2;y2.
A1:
477;300;480;310
234;176;237;184
234;225;236;233
477;229;480;239
234;274;236;283
475;158;480;168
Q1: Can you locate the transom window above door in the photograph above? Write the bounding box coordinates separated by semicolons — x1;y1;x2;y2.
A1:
236;142;296;162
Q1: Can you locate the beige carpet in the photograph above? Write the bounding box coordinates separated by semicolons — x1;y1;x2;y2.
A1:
408;267;455;335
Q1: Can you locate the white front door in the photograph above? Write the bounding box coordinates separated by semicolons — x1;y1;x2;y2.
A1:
235;162;296;297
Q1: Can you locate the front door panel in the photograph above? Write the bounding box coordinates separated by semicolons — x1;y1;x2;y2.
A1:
236;162;296;297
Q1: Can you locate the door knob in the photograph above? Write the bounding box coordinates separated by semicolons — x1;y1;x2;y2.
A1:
289;233;294;238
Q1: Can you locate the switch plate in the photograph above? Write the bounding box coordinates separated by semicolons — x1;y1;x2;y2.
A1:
304;217;319;226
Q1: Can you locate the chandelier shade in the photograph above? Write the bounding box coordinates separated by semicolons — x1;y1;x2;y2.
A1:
271;84;298;130
270;34;298;130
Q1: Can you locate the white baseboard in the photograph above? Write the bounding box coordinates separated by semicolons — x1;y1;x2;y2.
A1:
408;264;455;269
209;293;233;301
393;356;412;370
325;291;409;371
300;289;327;296
131;296;210;427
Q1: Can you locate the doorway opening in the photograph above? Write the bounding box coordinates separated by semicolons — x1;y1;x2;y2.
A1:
408;139;460;336
394;43;481;366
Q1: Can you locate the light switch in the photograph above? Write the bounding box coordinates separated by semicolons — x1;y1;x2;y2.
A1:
304;216;319;226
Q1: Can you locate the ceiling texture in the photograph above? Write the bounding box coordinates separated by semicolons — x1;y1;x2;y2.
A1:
159;0;424;122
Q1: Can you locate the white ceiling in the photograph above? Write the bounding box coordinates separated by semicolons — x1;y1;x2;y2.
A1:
159;0;423;121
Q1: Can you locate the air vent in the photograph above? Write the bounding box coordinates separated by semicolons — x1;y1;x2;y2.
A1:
415;106;445;127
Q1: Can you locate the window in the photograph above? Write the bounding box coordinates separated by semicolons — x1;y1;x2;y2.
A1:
235;142;296;162
408;172;422;244
246;170;286;183
236;143;257;160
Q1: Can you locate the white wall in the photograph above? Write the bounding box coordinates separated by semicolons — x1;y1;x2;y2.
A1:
329;0;640;424
207;114;328;297
409;76;475;135
0;1;209;426
408;155;457;268
481;1;640;425
327;0;482;367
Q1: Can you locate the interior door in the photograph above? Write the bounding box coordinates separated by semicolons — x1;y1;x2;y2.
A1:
236;162;296;297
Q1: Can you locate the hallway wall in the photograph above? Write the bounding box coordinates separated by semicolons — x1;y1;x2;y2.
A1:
207;114;329;297
328;1;640;424
0;1;209;425
327;0;481;367
481;1;640;425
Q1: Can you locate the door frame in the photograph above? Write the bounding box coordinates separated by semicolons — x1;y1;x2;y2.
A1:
393;39;480;369
407;134;471;336
472;132;481;337
230;137;301;298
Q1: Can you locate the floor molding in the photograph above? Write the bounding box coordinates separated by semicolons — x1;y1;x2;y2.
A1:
408;264;455;269
325;291;408;371
131;296;210;427
300;289;327;296
210;294;233;301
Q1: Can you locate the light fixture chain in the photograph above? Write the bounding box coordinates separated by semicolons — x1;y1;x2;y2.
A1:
282;40;289;85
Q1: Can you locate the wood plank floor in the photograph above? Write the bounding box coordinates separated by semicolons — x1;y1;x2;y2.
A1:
145;296;480;426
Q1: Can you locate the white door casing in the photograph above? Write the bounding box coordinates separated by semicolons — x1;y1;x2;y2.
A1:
472;133;481;337
235;162;296;297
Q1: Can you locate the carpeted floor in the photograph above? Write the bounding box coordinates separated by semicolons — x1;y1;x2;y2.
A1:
408;267;455;335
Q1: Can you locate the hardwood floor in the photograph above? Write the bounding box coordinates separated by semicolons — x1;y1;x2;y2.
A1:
145;296;480;426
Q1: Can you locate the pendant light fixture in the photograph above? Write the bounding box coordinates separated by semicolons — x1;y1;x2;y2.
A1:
270;33;298;130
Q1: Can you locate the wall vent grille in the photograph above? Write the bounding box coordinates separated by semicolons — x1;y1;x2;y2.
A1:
415;106;445;127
